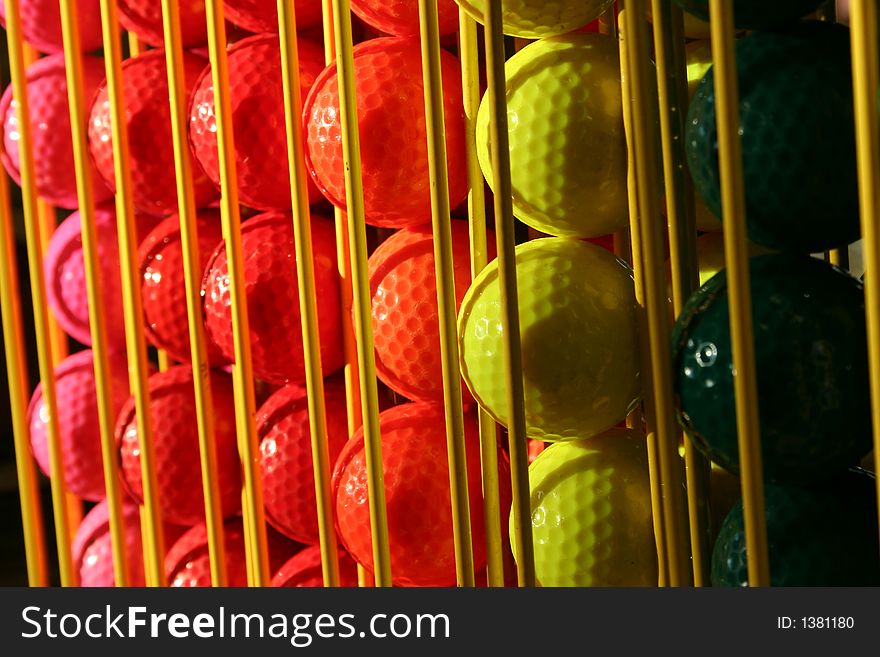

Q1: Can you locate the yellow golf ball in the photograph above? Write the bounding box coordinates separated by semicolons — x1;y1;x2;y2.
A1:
458;238;641;441
455;0;615;38
476;33;628;238
513;428;658;587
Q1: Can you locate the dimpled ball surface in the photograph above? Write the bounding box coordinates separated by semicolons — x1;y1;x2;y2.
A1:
333;402;513;587
259;376;350;544
454;0;614;38
673;254;872;484
351;0;460;37
138;211;226;366
519;428;657;586
116;366;242;526
672;0;823;29
224;0;324;34
190;35;324;212
0;1;104;54
686;23;859;252
459;238;641;441
118;0;207;47
90;51;217;217
1;54;111;209
202;212;343;386
369;221;494;402
712;470;880;586
272;546;360;587
304;37;467;228
476;33;627;238
166;518;302;587
28;350;131;501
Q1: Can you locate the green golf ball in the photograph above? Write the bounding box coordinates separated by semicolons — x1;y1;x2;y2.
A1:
459;238;641;442
673;253;871;484
712;469;880;586
686;23;859;253
672;0;823;29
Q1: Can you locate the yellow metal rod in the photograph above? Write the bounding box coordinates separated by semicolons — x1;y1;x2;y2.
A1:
623;0;691;587
848;0;880;549
160;0;228;588
127;31;143;57
157;350;170;372
0;132;48;587
418;0;476;588
650;0;710;587
5;0;75;586
617;7;668;587
277;0;341;588
708;0;770;587
203;0;271;587
829;247;850;270
482;0;535;587
459;7;504;588
93;0;166;587
329;0;393;587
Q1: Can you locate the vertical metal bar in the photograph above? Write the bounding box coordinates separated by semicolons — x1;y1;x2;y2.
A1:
91;0;165;587
618;3;668;587
459;7;504;588
622;0;691;586
203;0;271;587
707;0;770;586
127;31;142;57
159;0;228;588
417;0;475;588
5;0;73;586
0;128;48;587
482;0;536;587
650;0;710;586
276;0;341;588
848;0;880;548
328;0;393;587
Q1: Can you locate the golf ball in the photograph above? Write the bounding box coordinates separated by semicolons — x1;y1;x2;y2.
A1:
1;53;112;209
672;0;823;29
0;0;104;54
459;238;641;442
350;0;461;37
190;34;325;213
454;0;614;38
89;50;217;217
202;212;344;386
304;37;467;228
517;428;658;587
333;402;512;587
673;254;872;484
476;33;628;238
28;349;131;501
117;0;207;47
369;220;494;402
224;0;324;34
138;210;227;366
686;23;859;252
272;546;359;587
116;365;242;526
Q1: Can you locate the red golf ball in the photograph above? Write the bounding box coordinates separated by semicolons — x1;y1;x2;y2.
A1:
272;546;359;587
202;212;344;385
166;518;302;587
259;375;350;544
369;220;494;403
28;349;131;501
117;0;207;48
89;50;216;217
333;402;512;587
1;53;111;209
304;37;468;228
138;210;227;366
223;0;324;34
350;0;460;37
45;203;159;348
116;365;241;526
190;34;325;212
0;0;104;54
73;498;186;587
